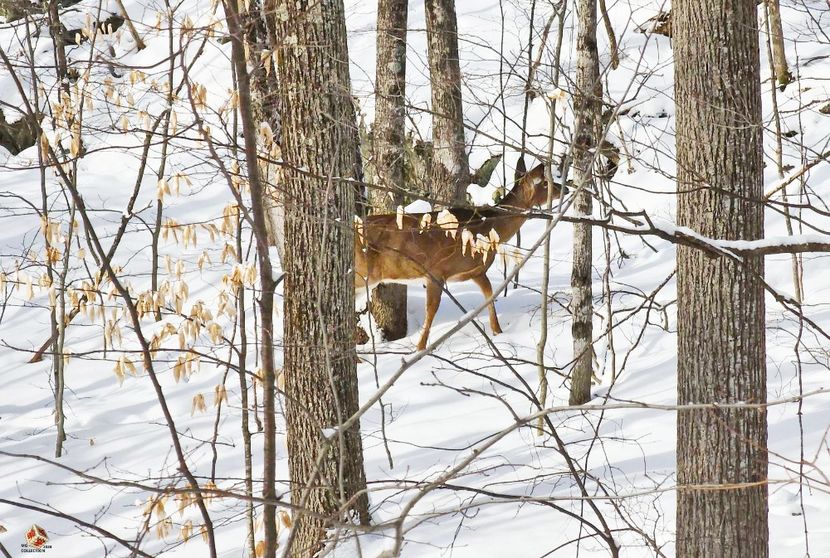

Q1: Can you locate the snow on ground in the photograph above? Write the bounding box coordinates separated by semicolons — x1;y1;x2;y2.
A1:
1;0;829;556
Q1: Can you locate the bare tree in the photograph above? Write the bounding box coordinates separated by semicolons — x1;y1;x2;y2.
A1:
425;0;469;205
765;0;791;90
223;1;280;556
368;0;409;341
569;0;601;406
245;0;287;261
268;0;371;556
674;0;768;556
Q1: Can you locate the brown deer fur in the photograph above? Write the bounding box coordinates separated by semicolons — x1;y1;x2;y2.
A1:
355;163;565;350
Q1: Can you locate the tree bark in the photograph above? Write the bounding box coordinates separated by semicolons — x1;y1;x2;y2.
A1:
0;108;38;155
766;0;791;90
0;0;38;22
246;0;286;263
369;0;409;341
269;1;371;556
569;0;601;406
223;2;280;557
425;0;469;205
674;1;768;556
45;0;69;94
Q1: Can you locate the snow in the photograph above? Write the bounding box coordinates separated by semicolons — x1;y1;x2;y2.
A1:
1;0;830;557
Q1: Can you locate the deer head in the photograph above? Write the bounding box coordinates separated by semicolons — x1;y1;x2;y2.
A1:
504;163;568;209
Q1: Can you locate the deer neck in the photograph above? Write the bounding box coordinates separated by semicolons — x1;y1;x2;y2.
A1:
489;184;536;242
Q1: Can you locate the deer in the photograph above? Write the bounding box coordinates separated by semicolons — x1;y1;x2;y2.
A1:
354;163;567;351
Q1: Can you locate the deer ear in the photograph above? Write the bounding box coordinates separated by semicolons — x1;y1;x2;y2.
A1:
515;156;527;179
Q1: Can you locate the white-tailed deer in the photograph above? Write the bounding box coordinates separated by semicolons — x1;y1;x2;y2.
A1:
355;163;565;350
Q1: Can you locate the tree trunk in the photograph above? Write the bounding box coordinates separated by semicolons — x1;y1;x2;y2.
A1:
569;0;601;406
246;0;286;263
0;108;38;156
425;0;469;205
0;0;38;22
766;0;791;90
269;1;371;556
674;1;768;556
223;2;280;557
369;0;409;341
45;0;69;90
369;284;406;340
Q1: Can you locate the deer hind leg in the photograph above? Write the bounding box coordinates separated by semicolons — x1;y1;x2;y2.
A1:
416;279;444;351
471;273;502;335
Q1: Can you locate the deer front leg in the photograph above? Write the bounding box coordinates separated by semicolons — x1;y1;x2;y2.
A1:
472;273;502;335
417;279;444;351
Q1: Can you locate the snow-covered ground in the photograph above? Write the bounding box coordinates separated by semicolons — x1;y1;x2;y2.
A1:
1;0;829;556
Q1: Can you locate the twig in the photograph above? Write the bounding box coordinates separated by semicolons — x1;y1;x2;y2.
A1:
112;0;146;50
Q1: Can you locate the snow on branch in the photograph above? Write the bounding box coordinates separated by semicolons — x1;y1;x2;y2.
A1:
549;210;830;257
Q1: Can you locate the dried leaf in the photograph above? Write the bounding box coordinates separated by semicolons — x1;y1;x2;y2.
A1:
70;125;81;158
181;519;193;542
436;210;459;239
191;393;207;415
113;358;125;386
460;229;474;256
156;517;172;539
157;178;170;202
476;234;492;258
354;216;365;247
173;357;185;383
214;384;228;407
